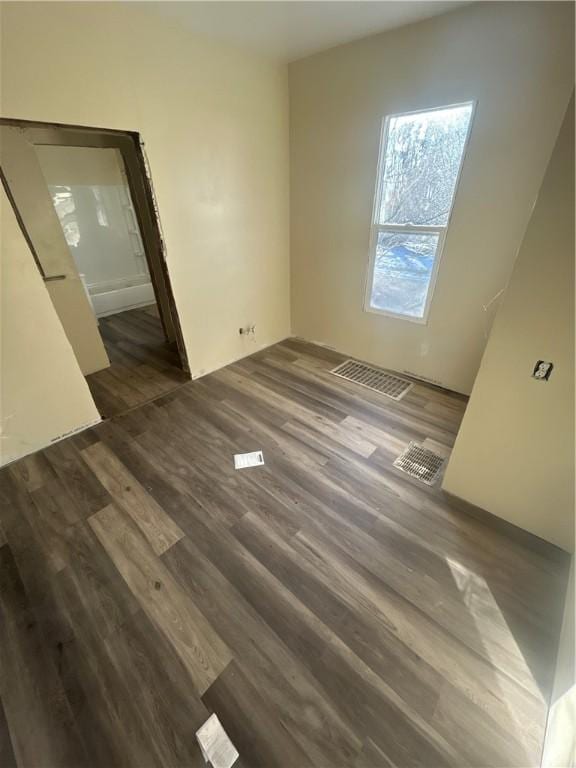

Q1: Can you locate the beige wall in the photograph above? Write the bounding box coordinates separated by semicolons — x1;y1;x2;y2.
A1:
0;125;110;375
289;1;574;394
443;99;575;552
1;0;290;377
542;558;575;767
0;186;101;465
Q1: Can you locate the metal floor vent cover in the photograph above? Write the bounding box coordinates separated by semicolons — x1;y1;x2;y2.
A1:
330;359;413;401
393;442;445;485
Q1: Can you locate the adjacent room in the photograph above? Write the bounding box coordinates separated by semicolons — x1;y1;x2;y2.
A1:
1;120;189;418
0;2;574;767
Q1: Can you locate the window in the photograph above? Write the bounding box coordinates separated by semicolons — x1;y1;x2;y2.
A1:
50;185;81;248
365;102;474;321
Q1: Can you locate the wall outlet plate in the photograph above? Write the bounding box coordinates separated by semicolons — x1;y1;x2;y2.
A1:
532;361;553;381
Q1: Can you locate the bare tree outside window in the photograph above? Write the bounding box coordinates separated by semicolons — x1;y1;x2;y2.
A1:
366;103;474;320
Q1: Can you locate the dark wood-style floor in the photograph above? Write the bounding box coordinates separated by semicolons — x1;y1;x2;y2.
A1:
86;305;189;418
0;339;569;768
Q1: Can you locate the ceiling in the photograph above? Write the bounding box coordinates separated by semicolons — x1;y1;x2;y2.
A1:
145;1;470;62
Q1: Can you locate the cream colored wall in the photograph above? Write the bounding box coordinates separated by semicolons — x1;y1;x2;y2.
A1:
289;1;574;394
0;186;101;465
0;125;110;375
443;99;575;552
542;558;575;767
1;1;290;383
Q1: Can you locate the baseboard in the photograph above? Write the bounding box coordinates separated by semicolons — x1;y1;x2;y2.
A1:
0;416;102;469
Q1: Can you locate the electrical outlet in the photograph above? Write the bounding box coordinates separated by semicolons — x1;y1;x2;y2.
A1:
532;361;553;381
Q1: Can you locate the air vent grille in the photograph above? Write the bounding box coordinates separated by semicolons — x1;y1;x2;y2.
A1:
331;360;412;401
393;442;445;485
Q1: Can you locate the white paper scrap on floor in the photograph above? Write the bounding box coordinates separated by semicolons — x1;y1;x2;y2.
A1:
196;713;239;768
234;450;265;469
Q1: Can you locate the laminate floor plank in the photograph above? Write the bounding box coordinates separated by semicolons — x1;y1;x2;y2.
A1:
169;498;460;766
89;503;232;696
53;579;173;768
0;340;568;768
163;535;362;767
180;384;330;469
9;451;57;492
232;512;444;722
87;306;189;418
0;694;16;768
0;470;71;575
0;545;90;768
288;526;543;761
43;440;112;519
109;413;302;541
98;609;210;768
215;367;377;456
277;489;547;722
82;442;185;555
202;661;314;768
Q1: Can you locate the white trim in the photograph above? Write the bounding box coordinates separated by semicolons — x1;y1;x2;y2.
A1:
363;100;477;324
91;282;155;318
87;274;150;294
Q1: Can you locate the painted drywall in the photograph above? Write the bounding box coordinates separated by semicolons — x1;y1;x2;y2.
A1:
443;98;575;551
0;185;101;466
36;145;154;316
0;126;110;375
289;1;574;394
0;1;290;385
542;558;575;767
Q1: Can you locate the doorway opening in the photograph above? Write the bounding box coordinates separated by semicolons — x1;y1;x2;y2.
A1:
0;118;190;418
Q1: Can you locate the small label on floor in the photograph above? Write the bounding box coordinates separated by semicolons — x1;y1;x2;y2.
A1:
196;713;239;768
234;450;264;470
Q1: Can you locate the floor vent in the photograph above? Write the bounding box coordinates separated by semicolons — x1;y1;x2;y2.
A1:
330;360;412;401
393;442;445;485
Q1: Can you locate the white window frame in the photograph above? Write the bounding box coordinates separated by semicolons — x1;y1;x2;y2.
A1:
363;101;476;324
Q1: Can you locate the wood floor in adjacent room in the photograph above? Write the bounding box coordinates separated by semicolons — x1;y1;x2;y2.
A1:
86;305;189;418
0;339;569;768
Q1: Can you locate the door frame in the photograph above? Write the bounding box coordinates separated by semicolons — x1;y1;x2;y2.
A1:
0;117;190;373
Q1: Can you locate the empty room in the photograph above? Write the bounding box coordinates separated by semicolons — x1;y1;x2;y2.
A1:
0;2;574;767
